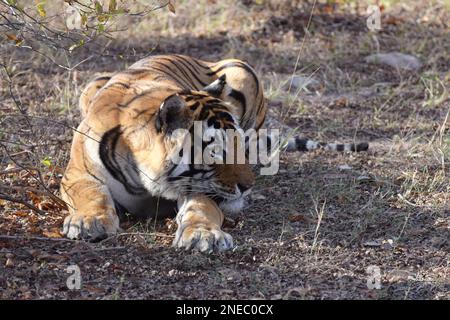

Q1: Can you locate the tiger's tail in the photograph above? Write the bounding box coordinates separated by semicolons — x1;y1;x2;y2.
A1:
285;137;369;152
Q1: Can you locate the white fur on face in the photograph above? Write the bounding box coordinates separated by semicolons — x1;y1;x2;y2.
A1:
219;197;245;214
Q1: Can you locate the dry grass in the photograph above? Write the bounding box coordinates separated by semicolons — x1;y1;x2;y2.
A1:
0;0;448;299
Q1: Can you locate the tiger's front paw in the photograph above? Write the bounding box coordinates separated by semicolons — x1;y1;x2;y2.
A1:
173;224;234;253
62;210;120;240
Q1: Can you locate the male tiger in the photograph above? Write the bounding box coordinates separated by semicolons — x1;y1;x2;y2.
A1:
60;54;368;252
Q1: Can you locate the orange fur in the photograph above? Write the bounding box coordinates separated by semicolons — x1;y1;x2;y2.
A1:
61;54;265;250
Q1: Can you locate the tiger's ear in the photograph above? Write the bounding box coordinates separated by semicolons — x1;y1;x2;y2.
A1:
155;94;193;134
202;74;227;97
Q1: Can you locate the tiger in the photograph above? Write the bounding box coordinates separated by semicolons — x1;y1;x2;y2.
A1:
60;54;368;252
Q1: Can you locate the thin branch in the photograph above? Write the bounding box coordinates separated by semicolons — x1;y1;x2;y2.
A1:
0;184;67;209
0;193;47;215
0;235;73;242
100;232;174;244
0;167;40;176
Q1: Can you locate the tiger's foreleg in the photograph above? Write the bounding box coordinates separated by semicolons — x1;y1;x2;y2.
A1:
60;127;120;240
173;195;233;252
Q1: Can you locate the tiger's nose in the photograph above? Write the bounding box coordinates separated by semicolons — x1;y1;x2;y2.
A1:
237;183;252;193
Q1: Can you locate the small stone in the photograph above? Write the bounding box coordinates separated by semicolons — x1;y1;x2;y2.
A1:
382;239;395;249
5;258;14;268
251;194;266;200
338;164;353;170
285;75;320;92
363;240;382;247
365;52;422;71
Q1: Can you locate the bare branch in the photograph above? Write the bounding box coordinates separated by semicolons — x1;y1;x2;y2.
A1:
0;192;47;215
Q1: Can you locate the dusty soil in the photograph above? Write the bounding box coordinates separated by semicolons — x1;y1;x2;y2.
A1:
0;1;448;299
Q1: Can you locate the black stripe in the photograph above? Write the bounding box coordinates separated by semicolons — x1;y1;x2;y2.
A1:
207;62;260;95
336;144;345;151
124;153;145;189
82;152;105;184
255;112;266;131
173;54;200;72
151;64;193;90
189;101;200;111
123;114;154;139
168;164;214;182
93;76;112;82
104;82;130;90
295;137;309;151
173;55;209;87
121;69;149;75
132;108;150;119
229;89;247;116
177;55;214;70
256;94;265;115
99;126;146;195
352;142;369;152
158;58;198;89
122;87;168;108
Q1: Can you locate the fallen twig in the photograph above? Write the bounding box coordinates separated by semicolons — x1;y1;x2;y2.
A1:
68;246;127;254
0;167;39;176
0;184;67;210
0;193;47;215
100;231;174;244
0;234;73;242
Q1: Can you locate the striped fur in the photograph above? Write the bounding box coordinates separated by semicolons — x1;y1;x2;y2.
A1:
61;54;261;248
286;137;369;152
60;54;368;251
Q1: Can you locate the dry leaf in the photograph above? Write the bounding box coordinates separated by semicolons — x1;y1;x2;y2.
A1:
330;97;348;108
168;1;176;14
6;33;18;41
383;15;404;25
85;286;106;294
288;214;311;223
223;216;238;228
321;5;334;14
13;211;29;217
363;240;382;247
42;229;62;238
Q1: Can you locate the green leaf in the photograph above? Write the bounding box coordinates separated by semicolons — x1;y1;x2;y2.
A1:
95;1;103;14
36;1;47;18
97;14;109;23
81;13;88;27
41;157;52;168
68;39;85;52
97;23;105;33
114;8;125;15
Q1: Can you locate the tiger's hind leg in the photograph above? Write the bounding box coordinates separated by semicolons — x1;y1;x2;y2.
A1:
173;195;233;252
79;73;114;118
203;58;266;130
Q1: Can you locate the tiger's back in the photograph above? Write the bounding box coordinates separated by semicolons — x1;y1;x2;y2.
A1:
81;54;266;131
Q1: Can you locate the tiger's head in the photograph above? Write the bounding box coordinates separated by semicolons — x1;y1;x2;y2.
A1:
121;75;255;213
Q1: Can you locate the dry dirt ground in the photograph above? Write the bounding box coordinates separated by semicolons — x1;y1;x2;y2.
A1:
0;1;449;299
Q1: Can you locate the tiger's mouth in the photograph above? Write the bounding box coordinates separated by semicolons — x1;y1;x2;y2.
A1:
213;188;251;214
